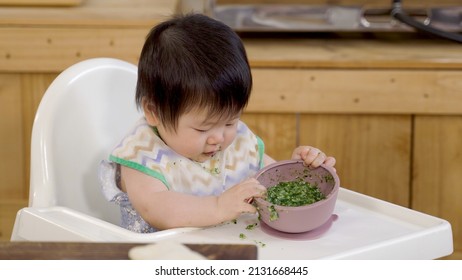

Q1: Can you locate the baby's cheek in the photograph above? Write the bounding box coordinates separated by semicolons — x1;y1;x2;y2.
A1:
223;131;237;146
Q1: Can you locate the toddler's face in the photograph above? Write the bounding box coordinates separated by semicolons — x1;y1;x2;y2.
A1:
156;108;240;163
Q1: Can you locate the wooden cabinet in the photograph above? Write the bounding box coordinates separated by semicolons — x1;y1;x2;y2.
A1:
239;39;462;259
0;0;461;259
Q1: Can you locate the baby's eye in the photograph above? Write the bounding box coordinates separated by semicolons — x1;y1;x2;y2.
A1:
194;128;208;133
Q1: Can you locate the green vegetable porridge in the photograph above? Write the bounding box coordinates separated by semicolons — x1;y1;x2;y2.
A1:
266;180;326;207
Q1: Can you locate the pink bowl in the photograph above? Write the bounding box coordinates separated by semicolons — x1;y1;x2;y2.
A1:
254;160;340;233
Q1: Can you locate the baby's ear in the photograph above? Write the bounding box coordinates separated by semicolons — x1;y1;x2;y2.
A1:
142;99;160;126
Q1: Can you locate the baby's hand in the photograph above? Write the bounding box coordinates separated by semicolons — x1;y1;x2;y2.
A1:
216;178;266;222
291;146;336;168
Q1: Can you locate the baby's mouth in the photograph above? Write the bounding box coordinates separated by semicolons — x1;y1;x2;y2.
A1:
203;150;218;157
203;145;221;157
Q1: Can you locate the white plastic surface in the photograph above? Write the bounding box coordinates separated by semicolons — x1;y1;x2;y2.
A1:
158;188;453;259
27;58;143;225
12;188;453;259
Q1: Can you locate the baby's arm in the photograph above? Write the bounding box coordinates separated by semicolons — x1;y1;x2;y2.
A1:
120;165;266;230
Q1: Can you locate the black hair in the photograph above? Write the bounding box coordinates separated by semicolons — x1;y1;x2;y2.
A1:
135;13;252;131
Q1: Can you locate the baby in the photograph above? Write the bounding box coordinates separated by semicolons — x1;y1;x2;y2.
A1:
99;13;336;233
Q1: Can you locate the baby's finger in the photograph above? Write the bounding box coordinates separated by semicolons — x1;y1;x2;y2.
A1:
303;148;321;165
309;152;326;168
323;156;336;167
242;181;266;203
243;185;266;200
240;203;258;214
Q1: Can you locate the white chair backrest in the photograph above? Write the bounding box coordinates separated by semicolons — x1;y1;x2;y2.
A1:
29;58;143;225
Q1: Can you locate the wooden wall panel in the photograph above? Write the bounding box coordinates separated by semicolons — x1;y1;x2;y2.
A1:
248;69;462;114
0;73;56;241
0;74;25;199
0;0;81;6
0;27;147;72
413;116;462;254
299;114;412;207
0;200;28;240
20;73;58;197
245;40;462;70
241;113;297;161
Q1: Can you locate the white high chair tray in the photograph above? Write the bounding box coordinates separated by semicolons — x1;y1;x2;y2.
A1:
158;188;453;259
13;187;453;259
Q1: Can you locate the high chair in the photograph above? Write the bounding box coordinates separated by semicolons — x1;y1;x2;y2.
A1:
11;58;195;242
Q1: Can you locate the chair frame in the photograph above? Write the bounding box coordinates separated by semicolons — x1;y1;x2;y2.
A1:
11;58;197;241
